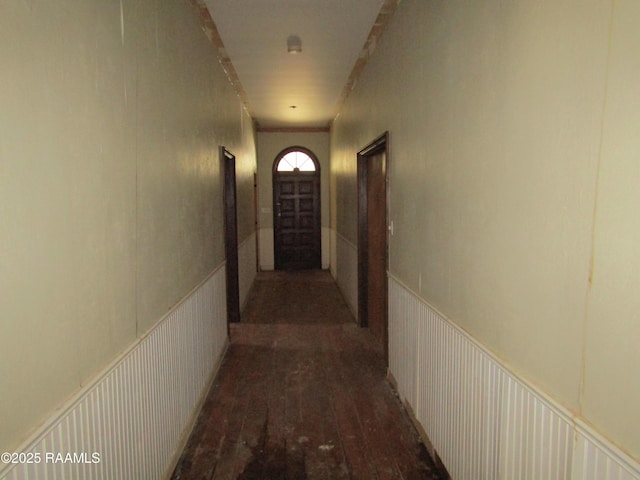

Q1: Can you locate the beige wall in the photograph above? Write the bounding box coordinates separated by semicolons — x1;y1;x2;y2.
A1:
330;0;640;461
256;131;330;269
583;0;640;457
0;0;255;453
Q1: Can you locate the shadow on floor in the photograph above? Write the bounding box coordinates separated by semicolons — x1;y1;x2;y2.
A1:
241;270;355;325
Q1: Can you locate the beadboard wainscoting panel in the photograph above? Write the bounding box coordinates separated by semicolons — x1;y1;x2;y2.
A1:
388;275;640;480
238;232;258;312
334;232;358;318
0;267;228;480
498;373;573;480
572;423;640;480
389;279;418;407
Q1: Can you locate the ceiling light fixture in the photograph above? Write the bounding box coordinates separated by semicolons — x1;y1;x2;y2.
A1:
287;35;302;54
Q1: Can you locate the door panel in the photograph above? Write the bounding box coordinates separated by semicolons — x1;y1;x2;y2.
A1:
222;147;240;324
273;172;321;270
366;151;387;347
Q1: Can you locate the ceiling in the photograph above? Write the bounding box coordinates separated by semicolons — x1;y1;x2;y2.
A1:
203;0;389;129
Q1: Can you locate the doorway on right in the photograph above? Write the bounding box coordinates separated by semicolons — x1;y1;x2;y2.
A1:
357;132;389;364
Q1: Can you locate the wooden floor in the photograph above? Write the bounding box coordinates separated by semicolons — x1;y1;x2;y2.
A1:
171;270;445;480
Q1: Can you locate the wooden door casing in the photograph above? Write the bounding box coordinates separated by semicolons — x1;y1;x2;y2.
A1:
357;132;389;363
222;146;240;324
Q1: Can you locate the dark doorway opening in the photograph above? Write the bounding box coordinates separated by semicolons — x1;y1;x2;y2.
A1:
357;132;389;362
272;147;321;270
222;146;240;324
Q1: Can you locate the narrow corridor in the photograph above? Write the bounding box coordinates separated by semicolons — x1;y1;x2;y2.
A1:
171;271;445;480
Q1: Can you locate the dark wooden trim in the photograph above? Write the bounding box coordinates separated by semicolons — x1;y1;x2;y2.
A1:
253;172;260;272
357;132;390;363
335;0;401;119
221;146;240;324
358;133;388;157
189;1;254;119
357;154;369;327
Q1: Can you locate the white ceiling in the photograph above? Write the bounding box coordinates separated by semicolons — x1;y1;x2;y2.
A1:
204;0;386;128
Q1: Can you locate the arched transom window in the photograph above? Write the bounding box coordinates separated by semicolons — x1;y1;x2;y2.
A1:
276;150;316;172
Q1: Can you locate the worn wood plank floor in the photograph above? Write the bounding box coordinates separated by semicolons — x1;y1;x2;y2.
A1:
171;270;445;480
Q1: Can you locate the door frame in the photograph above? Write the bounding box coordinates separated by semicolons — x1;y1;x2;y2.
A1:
357;132;389;361
272;146;321;270
221;146;240;324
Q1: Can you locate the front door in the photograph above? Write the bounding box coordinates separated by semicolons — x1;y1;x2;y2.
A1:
273;147;321;270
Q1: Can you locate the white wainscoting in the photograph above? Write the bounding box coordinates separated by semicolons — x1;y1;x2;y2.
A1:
388;275;640;480
330;228;338;279
258;227;274;271
238;232;257;311
321;226;331;270
333;231;358;318
0;267;228;480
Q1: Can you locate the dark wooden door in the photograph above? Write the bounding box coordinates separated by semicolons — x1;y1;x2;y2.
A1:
358;133;389;361
222;147;240;324
273;171;321;270
366;150;387;346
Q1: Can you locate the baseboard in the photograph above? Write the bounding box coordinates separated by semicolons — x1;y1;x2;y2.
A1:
387;369;451;480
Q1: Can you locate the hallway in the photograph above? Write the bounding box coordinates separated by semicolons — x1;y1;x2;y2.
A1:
171;271;445;480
